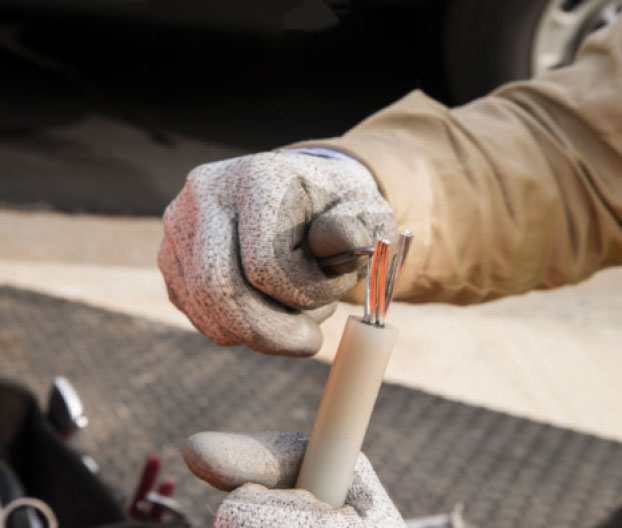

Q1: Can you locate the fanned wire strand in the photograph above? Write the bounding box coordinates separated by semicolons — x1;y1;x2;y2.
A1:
363;224;383;324
383;231;414;319
366;237;383;325
374;240;391;326
365;229;413;327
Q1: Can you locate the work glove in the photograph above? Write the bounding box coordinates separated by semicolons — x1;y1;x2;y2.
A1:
158;152;396;357
183;431;406;528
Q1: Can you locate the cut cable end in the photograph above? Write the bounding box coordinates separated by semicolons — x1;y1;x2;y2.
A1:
363;227;413;327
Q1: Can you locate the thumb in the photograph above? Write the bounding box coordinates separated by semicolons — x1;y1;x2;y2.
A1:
309;200;397;275
309;202;373;275
183;431;307;492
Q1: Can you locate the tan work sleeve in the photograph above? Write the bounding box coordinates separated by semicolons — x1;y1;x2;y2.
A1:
289;16;622;304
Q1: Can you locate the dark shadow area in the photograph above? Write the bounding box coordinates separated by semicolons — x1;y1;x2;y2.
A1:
0;2;449;214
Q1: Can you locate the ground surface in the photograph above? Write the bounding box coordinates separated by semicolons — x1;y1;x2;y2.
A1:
2;286;622;528
1;208;621;443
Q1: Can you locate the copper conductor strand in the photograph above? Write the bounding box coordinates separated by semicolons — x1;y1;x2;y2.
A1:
375;239;391;327
363;225;383;323
367;237;384;325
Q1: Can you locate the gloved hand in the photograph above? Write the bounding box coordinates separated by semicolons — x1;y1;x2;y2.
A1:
183;431;405;528
158;152;396;357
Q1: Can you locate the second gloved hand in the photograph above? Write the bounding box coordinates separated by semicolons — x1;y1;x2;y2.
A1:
183;431;405;528
158;152;396;357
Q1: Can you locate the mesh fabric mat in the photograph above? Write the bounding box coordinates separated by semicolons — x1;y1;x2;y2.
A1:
1;286;621;527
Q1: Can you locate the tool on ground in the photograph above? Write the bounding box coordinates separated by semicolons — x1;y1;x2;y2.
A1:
46;377;88;439
129;456;189;525
0;497;58;528
406;503;467;528
296;228;413;508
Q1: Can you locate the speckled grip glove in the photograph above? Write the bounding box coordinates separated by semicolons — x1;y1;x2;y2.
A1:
183;431;406;528
158;152;396;357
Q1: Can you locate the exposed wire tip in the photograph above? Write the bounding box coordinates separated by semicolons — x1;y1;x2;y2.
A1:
363;229;413;327
363;224;384;323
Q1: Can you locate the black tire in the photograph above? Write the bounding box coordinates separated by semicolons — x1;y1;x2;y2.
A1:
443;0;550;104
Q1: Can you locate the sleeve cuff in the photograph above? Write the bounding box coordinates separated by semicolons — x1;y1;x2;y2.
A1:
278;147;362;164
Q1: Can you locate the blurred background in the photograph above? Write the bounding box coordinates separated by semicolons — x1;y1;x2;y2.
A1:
1;0;622;526
2;0;620;213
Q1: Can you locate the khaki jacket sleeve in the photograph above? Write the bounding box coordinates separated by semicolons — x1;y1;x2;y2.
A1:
289;16;622;304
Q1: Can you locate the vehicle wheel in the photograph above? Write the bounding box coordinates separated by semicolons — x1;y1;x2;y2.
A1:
443;0;622;104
